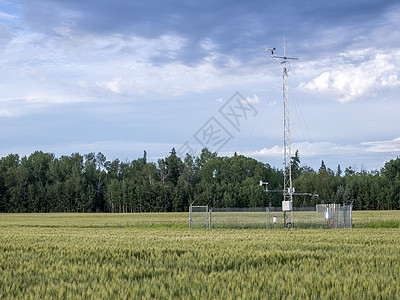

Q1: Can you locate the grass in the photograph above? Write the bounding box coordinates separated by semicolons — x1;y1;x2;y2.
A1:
1;211;400;299
0;212;188;229
357;220;400;228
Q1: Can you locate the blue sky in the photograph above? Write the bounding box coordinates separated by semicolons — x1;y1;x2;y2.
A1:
0;0;399;171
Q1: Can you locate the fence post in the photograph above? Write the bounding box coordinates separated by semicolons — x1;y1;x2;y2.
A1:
205;205;208;229
209;207;212;229
350;205;353;229
189;205;192;230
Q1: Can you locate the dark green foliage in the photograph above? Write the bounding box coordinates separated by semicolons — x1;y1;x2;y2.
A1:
0;150;400;212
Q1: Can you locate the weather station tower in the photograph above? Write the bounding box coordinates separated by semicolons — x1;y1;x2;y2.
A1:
265;43;298;228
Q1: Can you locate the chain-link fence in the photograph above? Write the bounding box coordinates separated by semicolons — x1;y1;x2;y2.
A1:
189;205;210;229
210;207;268;229
267;207;321;229
189;205;352;229
316;204;353;229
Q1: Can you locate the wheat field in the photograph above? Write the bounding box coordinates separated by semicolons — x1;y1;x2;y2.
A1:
1;211;400;299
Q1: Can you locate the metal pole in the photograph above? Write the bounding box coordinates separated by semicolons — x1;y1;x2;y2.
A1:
350;205;353;229
205;205;208;229
283;211;287;228
189;205;192;230
209;207;212;229
291;209;294;229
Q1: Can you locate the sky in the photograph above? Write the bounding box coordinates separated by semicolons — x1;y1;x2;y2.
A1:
0;0;400;171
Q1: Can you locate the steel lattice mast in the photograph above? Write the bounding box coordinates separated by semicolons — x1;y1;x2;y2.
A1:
261;43;318;228
266;42;298;228
282;45;293;205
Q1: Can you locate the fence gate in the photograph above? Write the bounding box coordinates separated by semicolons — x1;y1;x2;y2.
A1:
189;205;210;229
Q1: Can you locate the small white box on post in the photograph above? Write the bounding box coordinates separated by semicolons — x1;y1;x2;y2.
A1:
282;200;292;212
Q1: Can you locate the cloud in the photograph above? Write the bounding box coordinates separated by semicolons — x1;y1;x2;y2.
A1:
0;11;17;20
19;1;251;63
15;1;400;87
245;94;260;104
362;137;400;153
1;0;399;173
0;95;87;118
99;77;124;94
243;141;350;158
0;18;272;106
17;0;400;70
25;0;368;65
296;4;400;102
299;49;400;102
0;109;12;117
246;138;400;160
200;38;217;51
238;136;400;170
245;145;283;157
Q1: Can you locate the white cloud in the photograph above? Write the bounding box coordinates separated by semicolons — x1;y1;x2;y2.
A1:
243;141;348;159
300;49;400;102
0;11;16;20
245;94;260;104
0;109;12;117
100;77;124;94
245;145;283;157
0;94;85;117
362;137;400;153
0;25;271;110
237;137;400;170
200;38;217;51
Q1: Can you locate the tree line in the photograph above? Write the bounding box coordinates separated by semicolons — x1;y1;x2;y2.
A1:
0;148;399;212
